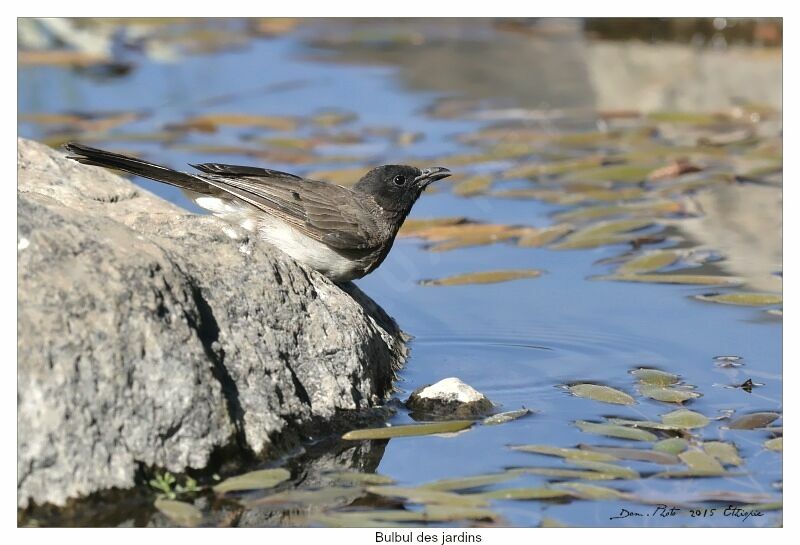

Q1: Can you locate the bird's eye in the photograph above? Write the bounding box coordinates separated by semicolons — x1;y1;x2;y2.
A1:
393;175;406;186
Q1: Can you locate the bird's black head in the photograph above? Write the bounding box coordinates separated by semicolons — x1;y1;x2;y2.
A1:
353;165;451;214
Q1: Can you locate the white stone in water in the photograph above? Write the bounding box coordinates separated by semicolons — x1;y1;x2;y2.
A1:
417;377;486;403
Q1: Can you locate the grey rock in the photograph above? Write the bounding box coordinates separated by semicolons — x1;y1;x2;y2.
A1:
406;377;493;420
17;137;407;509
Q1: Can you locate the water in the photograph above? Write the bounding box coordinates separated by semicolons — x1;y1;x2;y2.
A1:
18;18;782;527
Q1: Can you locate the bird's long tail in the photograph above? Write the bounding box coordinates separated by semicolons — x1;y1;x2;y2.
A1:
64;142;211;193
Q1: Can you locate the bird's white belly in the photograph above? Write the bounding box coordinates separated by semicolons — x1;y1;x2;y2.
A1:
257;216;365;281
193;196;366;281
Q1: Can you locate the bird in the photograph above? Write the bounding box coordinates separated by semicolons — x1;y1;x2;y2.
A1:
64;143;451;282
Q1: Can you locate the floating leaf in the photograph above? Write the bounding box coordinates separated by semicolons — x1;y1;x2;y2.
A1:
554;201;683;223
426;229;530;252
740;502;783;512
652;470;737;479
366;486;488;507
703;442;743;466
342;420;474;440
516;225;573;247
154;498;202;527
514;467;618;480
421;472;518;491
578;445;680;465
638;385;701;404
510;445;618;462
764;437;783;451
661;409;710;429
478;487;574;500
452;175;493;196
567;384;635;405
482;408;532;426
314;505;498;526
540;517;569;528
246;487;365;508
502;155;607;179
213;468;291;494
647;111;729;125
570;460;640;479
420;270;543;287
618;251;681;274
325;472;395;485
679;450;725;473
631;368;680;386
398;217;467;236
727;412;780;430
312;110;357;127
178;113;298;132
552;219;654;249
646;159;703;181
606;418;683;431
653;438;689;455
554;482;629;500
306;167;367;186
601;273;742;286
694;293;783;306
575;421;657;442
566;164;656;183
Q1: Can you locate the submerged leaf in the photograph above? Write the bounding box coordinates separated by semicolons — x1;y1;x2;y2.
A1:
727;412;780;430
694;293;783;306
342;420;474;440
575;421;657;442
213;468;291;494
661;409;710;429
567;384;635;405
154;498;202;527
420;270;543;287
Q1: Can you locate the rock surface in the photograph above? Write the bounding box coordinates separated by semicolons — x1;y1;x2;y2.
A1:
17;137;407;509
406;377;493;419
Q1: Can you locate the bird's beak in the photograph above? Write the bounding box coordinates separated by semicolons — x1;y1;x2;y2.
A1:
414;167;451;188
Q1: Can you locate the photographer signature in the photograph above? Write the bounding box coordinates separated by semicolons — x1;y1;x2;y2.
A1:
610;504;764;522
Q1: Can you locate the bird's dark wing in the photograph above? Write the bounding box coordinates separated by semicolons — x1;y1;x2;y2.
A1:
201;175;381;251
190;162;303;181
